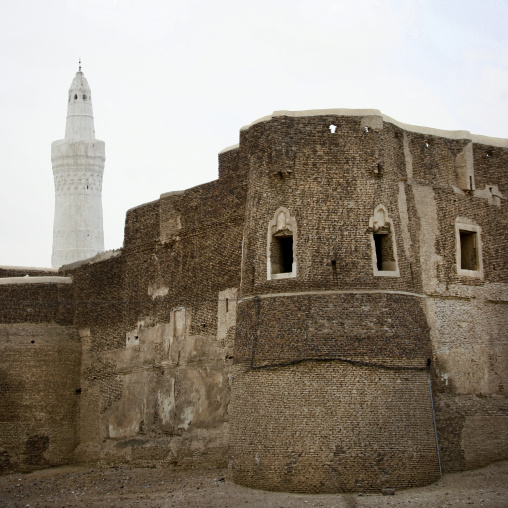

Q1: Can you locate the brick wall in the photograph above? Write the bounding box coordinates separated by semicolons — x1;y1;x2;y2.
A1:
230;362;440;492
231;111;507;492
56;151;247;468
0;323;81;474
0;110;505;489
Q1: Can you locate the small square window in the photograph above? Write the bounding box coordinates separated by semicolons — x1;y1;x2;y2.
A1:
455;222;483;278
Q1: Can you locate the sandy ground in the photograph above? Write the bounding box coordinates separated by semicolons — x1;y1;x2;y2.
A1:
0;460;507;508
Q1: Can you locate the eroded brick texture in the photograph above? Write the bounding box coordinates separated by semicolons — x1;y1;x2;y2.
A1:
0;323;81;474
54;146;247;468
0;283;73;325
230;362;439;493
235;293;430;368
0;111;506;493
231;113;507;492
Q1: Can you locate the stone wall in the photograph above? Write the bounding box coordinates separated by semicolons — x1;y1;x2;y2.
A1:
0;279;73;324
235;293;430;368
0;267;58;278
231;113;441;491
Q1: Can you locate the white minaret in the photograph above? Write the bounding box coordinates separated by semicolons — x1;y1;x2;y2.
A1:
51;63;105;267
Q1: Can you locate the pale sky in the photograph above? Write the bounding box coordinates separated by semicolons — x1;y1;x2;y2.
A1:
1;0;507;268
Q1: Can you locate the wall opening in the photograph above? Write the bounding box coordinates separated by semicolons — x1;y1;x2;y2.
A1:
459;230;478;270
369;205;399;277
373;232;396;271
455;221;483;278
267;207;297;280
272;236;293;274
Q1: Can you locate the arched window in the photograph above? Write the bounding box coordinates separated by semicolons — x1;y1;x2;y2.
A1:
267;207;297;280
369;205;399;277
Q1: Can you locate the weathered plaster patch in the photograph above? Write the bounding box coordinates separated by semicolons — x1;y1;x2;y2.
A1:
125;317;160;349
412;183;442;294
179;406;195;431
108;407;142;439
217;288;238;345
430;292;508;396
455;142;474;190
438;347;490;395
474;184;504;207
397;182;412;260
402;132;413;179
360;115;383;132
157;380;175;427
148;284;169;299
176;369;223;430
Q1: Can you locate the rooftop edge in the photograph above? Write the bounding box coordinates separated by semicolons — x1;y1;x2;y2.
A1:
0;276;72;285
239;109;508;148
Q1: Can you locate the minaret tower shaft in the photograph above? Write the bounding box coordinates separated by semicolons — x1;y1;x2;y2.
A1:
51;65;105;267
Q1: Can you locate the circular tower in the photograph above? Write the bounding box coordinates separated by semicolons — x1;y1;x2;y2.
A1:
229;110;441;493
51;66;105;267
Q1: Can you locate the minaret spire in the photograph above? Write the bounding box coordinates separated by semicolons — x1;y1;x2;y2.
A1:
64;65;95;139
51;68;105;267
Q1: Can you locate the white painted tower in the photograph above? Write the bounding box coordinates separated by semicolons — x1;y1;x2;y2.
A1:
51;65;105;267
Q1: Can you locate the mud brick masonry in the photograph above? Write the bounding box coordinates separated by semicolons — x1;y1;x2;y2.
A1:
1;108;507;493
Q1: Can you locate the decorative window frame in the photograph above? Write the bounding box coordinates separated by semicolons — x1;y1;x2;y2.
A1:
267;207;297;280
455;220;483;278
369;204;400;277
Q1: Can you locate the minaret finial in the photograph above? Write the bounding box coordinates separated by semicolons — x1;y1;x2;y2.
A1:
79;57;81;72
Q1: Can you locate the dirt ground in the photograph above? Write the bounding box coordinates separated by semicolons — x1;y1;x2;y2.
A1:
0;460;507;508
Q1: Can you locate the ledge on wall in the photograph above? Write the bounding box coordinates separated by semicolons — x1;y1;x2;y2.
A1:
0;276;72;285
58;249;122;271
